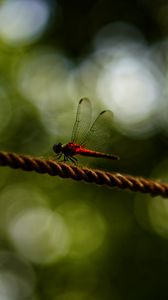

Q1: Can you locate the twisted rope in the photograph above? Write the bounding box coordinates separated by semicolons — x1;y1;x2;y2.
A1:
0;151;167;197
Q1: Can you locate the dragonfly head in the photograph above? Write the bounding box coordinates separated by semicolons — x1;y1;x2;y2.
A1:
53;142;63;154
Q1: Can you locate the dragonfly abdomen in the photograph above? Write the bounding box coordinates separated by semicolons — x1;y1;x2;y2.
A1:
77;148;119;160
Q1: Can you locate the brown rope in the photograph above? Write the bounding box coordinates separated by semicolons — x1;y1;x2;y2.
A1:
0;151;167;197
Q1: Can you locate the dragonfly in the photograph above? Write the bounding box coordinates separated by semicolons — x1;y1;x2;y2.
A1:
53;98;120;164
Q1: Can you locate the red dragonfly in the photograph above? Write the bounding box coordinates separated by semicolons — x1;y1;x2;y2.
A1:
53;98;120;163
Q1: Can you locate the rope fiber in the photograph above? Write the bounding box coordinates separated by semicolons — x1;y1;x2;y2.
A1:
0;151;167;197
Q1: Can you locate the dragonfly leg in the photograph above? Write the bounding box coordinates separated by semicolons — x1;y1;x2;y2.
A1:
68;156;78;165
55;153;62;160
58;155;68;163
63;155;69;162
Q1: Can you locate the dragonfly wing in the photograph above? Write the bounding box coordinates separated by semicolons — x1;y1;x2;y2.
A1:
84;110;115;152
71;98;92;144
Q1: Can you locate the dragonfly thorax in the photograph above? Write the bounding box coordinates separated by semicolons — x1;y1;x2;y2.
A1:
53;142;63;154
62;142;80;156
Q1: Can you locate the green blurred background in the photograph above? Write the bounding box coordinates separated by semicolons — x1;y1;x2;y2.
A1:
1;0;168;299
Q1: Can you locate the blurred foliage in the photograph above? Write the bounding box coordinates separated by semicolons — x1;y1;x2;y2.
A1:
0;0;168;299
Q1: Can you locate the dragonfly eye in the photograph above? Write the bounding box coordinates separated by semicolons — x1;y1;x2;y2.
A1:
53;143;62;154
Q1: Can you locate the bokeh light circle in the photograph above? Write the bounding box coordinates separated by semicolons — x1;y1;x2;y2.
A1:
0;250;35;300
148;196;168;239
16;48;75;135
57;200;107;258
92;22;163;137
0;0;50;45
97;53;161;136
8;207;70;264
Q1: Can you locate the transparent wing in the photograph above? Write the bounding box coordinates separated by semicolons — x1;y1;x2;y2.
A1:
71;98;92;144
83;110;114;152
